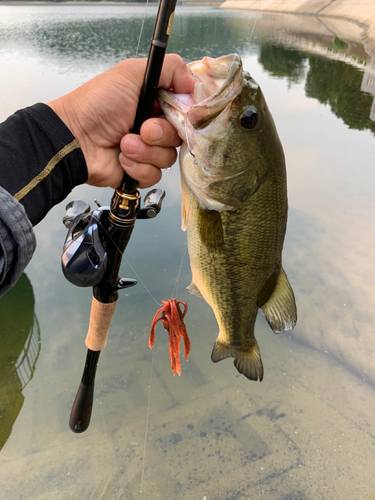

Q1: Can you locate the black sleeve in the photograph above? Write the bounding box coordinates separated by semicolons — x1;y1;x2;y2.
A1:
0;103;88;297
0;102;88;226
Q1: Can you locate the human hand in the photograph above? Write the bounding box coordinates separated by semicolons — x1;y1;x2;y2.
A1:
47;54;195;189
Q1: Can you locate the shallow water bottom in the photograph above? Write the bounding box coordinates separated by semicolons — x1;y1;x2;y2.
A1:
1;310;375;500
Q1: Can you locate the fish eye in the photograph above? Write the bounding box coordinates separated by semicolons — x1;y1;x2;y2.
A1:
240;106;259;130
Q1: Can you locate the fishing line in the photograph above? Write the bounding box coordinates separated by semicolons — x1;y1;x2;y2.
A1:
89;0;156;304
248;8;259;45
122;253;161;307
96;208;188;307
107;4;189;494
171;241;188;299
94;206;159;500
184;113;195;159
139;347;154;499
135;0;150;58
133;11;158;494
88;0;151;211
137;244;188;500
94;214;162;306
91;189;109;209
249;0;262;43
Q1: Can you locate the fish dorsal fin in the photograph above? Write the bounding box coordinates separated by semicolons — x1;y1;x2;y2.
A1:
187;282;203;298
261;267;297;334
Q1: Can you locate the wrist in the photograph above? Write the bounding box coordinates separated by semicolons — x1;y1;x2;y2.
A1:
47;95;88;158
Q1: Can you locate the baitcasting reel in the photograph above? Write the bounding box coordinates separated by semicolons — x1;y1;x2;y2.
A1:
61;188;165;287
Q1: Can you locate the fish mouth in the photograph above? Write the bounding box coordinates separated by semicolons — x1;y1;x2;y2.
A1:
157;54;244;138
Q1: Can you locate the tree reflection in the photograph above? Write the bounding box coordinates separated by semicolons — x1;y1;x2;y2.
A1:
0;274;40;451
258;42;375;134
258;43;307;86
305;57;375;133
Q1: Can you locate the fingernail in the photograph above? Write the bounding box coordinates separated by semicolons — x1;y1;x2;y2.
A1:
123;136;144;155
149;121;163;143
119;152;136;169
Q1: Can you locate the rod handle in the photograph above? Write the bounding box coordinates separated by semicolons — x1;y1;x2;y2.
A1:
85;297;117;351
69;382;95;433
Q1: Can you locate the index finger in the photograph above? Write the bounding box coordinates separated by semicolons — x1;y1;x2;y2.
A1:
158;54;195;94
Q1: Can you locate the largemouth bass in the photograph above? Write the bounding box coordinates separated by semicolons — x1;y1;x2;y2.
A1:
158;54;297;381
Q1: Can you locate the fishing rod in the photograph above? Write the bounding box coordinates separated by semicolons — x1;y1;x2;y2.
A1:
61;0;178;433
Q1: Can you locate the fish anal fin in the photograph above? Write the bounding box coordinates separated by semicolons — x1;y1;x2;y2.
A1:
211;340;264;382
187;281;203;298
211;341;237;362
261;267;297;334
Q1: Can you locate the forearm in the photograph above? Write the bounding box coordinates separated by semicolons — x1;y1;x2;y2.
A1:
0;103;88;226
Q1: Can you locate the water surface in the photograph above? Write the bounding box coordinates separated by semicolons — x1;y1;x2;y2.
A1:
0;5;375;500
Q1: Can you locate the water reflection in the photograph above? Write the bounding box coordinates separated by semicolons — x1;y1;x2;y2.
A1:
259;43;375;130
0;274;40;451
361;67;375;121
259;43;307;85
306;57;375;131
1;6;374;130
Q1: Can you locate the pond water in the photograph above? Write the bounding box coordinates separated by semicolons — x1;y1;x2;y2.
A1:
1;5;375;500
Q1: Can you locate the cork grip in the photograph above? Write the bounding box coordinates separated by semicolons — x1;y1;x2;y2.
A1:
85;297;118;351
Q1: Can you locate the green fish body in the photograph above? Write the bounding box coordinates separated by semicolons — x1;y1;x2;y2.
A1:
158;54;297;381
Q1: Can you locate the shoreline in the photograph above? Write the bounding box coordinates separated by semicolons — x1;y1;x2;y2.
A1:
0;1;223;5
221;0;375;59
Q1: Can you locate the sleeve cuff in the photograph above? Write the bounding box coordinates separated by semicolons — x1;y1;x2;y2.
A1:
0;187;37;298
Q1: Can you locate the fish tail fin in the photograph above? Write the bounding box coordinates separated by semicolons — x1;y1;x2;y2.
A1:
261;267;297;334
211;340;264;382
233;341;264;382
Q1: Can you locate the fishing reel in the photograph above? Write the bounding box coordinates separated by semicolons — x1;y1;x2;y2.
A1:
61;188;165;287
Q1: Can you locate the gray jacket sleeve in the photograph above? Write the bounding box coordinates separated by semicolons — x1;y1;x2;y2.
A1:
0;186;36;298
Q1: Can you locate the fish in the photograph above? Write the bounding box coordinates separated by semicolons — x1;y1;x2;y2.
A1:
157;54;297;381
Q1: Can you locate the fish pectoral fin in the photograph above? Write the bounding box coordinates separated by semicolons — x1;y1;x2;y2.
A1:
261;267;297;334
187;281;203;298
211;340;264;382
198;208;224;252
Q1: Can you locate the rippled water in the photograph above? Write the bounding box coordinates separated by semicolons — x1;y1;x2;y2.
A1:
1;5;375;500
